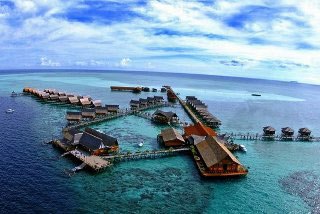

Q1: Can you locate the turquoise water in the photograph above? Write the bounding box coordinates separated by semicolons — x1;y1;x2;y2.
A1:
0;70;319;213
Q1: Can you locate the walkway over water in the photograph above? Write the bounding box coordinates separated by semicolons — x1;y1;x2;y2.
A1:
102;148;190;162
65;103;172;131
222;132;320;142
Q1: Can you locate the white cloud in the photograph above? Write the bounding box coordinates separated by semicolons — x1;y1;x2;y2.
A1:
40;57;60;67
119;58;131;67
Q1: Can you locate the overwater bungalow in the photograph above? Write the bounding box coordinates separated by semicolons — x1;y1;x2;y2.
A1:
298;128;312;140
66;112;82;122
130;100;140;110
68;97;79;105
152;88;157;92
58;96;68;102
154;96;164;104
186;135;206;145
66;93;74;97
63;128;83;145
142;87;150;92
158;128;185;147
58;92;66;96
78;128;119;155
193;135;248;177
49;94;59;101
263;126;276;139
95;107;109;115
40;93;50;100
81;109;96;119
80;98;91;106
281;127;294;140
139;98;148;108
186;96;197;101
152;110;179;124
147;97;155;105
106;105;119;113
160;87;167;92
92;100;102;107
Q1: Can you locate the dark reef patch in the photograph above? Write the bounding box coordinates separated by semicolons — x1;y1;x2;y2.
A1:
279;171;320;214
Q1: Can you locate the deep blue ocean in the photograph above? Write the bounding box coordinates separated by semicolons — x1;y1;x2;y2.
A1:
0;70;319;213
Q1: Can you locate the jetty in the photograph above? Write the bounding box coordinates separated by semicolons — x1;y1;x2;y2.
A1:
102;147;190;162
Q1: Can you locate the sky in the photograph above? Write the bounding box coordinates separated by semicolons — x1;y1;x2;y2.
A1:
0;0;320;84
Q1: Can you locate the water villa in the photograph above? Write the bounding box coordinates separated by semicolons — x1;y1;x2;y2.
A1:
80;98;91;106
92;100;102;107
66;112;82;122
130;100;140;110
139;98;148;108
263;126;276;139
95;106;109;115
59;96;69;102
68;96;79;105
183;122;217;138
281;127;294;140
158;128;185;147
298;128;312;141
185;96;221;128
192;135;248;177
106;105;120;113
76;128;119;155
152;110;179;124
81;109;96;119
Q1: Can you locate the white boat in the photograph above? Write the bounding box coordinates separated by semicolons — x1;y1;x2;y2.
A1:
239;144;247;152
138;141;144;147
6;109;15;113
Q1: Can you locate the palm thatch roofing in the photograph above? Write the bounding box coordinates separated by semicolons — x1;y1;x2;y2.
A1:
92;100;102;107
80;98;91;106
153;110;178;120
68;96;79;104
160;128;185;143
81;108;96;117
263;126;276;133
282;127;294;134
105;105;119;111
299;128;311;134
66;112;82;121
195;136;241;168
154;96;164;101
58;96;68;102
186;96;197;101
49;94;59;100
95;106;108;114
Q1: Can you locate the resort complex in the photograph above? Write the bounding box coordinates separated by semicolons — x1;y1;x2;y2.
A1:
22;85;318;178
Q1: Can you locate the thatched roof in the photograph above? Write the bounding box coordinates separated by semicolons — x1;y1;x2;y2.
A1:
154;96;164;100
81;108;96;117
161;128;184;143
196;136;241;168
80;98;91;106
58;96;68;102
92;100;102;107
299;128;311;134
186;96;197;101
95;106;108;114
68;96;79;104
282;127;294;134
49;94;59;100
153;110;178;120
66;112;82;121
263;126;276;132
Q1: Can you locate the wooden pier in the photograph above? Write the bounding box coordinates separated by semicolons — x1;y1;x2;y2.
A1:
69;149;111;172
222;132;320;142
65;103;171;131
111;86;142;92
102;147;190;162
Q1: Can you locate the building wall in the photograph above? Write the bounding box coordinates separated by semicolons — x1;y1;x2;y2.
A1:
208;158;239;172
164;139;184;147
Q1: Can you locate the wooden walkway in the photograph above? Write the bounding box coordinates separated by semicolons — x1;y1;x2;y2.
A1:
65;103;170;131
223;132;320;142
102;147;190;162
69;149;111;172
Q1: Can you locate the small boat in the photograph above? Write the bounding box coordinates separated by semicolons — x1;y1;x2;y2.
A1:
11;91;18;97
251;93;261;97
138;141;144;147
6;109;15;113
239;144;247;152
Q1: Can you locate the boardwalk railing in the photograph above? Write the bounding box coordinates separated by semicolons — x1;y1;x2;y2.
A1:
102;147;190;162
222;132;320;142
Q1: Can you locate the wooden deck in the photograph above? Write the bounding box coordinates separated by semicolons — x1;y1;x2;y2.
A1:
102;147;190;162
222;132;320;142
69;149;111;172
65;103;171;131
